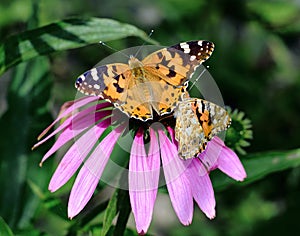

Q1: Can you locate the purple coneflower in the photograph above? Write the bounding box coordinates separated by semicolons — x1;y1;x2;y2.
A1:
33;96;246;234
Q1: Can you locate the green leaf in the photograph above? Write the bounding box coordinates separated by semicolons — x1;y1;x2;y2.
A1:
102;166;132;236
213;148;300;190
0;217;14;236
101;188;131;236
114;190;131;236
101;190;119;236
0;17;158;76
0;56;54;229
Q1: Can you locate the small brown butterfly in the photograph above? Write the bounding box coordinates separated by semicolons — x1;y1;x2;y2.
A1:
174;97;231;159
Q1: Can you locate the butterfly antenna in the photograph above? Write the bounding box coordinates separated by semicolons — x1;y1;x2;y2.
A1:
188;67;207;91
99;41;130;58
134;29;154;57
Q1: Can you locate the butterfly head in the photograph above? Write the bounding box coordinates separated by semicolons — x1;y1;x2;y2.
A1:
128;55;144;70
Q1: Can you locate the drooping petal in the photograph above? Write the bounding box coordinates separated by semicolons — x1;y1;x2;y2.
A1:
37;96;99;140
167;126;216;218
41;110;111;163
49;119;110;192
185;159;216;219
158;129;193;225
68;125;125;218
197;139;223;176
129;128;160;234
33;101;110;150
213;137;247;181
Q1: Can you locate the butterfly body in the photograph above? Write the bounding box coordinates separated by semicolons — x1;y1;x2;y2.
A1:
75;40;215;121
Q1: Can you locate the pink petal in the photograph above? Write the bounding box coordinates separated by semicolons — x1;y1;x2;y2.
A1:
33;101;110;150
129;128;160;234
166;126;176;144
49;119;110;192
185;159;216;219
68;125;124;218
37;96;99;140
197;138;224;175
158;129;193;225
40;110;111;163
213;137;247;181
167;126;216;218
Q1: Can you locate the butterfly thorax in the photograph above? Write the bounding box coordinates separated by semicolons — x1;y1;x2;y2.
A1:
128;56;146;80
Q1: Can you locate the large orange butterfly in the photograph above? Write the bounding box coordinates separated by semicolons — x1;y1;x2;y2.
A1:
75;40;214;121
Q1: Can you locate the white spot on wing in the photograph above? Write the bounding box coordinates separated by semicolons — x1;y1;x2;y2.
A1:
180;42;189;48
190;55;196;61
91;68;99;81
180;42;191;53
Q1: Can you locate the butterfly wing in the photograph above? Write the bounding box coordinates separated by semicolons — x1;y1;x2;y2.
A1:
117;80;154;121
75;40;214;121
75;63;130;101
141;40;214;116
142;40;215;85
76;64;155;120
175;98;231;159
142;66;187;116
175;100;204;159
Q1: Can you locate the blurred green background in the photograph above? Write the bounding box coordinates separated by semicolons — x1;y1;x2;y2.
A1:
1;0;300;235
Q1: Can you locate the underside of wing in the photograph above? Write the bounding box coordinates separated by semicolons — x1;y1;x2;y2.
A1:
191;98;231;140
175;98;231;159
175;100;205;159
